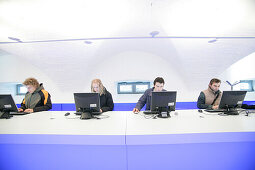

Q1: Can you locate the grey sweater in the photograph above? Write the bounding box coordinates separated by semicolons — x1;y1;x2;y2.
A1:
135;87;166;111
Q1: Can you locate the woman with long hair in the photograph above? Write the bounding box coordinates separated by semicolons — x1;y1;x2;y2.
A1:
91;79;114;112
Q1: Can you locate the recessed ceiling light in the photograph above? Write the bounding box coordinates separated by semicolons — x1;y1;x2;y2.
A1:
208;38;217;43
84;41;92;44
150;31;159;38
8;37;22;42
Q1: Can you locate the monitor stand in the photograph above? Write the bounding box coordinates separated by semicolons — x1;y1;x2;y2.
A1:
0;109;13;119
80;112;93;119
78;107;96;120
155;107;171;118
157;111;170;118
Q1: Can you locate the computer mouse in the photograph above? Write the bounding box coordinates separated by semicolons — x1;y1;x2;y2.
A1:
65;112;70;116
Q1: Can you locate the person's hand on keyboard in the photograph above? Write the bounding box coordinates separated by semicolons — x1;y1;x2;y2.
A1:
18;108;23;112
212;105;219;110
24;109;33;113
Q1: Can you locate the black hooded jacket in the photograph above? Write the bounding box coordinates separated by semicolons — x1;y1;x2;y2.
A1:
100;88;114;112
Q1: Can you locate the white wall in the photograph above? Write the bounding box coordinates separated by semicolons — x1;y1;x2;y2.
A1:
84;50;188;103
1;48;255;103
0;53;61;103
219;52;255;101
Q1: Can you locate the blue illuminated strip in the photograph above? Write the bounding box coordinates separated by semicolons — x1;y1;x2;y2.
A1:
16;101;255;111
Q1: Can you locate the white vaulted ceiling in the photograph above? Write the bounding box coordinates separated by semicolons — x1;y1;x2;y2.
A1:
0;0;255;92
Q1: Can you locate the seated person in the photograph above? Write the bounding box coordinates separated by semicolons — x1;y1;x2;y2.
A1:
18;77;52;113
197;78;222;110
91;79;114;112
133;77;166;113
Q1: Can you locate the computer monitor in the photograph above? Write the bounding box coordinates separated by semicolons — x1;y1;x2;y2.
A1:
151;91;177;118
73;93;101;119
219;91;247;115
0;94;18;118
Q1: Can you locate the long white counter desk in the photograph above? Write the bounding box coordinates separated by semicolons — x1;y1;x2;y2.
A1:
126;110;255;144
0;110;255;170
0;111;126;145
125;110;255;170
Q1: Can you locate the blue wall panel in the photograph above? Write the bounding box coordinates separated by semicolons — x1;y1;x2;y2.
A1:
127;142;255;170
176;102;198;110
0;144;127;170
61;103;76;111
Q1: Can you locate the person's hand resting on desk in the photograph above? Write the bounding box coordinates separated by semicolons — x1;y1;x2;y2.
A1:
132;108;140;114
212;105;219;110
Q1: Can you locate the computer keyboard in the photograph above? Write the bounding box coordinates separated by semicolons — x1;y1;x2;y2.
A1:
75;112;101;115
143;111;158;114
9;112;29;115
204;109;224;113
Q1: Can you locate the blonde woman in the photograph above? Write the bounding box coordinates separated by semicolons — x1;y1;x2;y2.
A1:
18;77;52;113
91;79;114;112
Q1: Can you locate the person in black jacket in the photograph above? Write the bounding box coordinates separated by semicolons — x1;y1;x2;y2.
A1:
91;79;114;112
18;77;52;113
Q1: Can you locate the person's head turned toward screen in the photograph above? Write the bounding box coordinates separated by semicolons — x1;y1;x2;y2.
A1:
91;79;105;95
209;78;221;93
23;77;40;94
153;77;165;92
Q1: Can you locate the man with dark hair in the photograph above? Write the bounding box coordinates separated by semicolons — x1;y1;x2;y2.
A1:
133;77;166;113
197;78;222;109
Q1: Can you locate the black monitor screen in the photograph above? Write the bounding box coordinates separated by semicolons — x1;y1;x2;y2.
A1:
219;91;247;109
151;91;177;111
0;94;18;112
74;93;100;113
